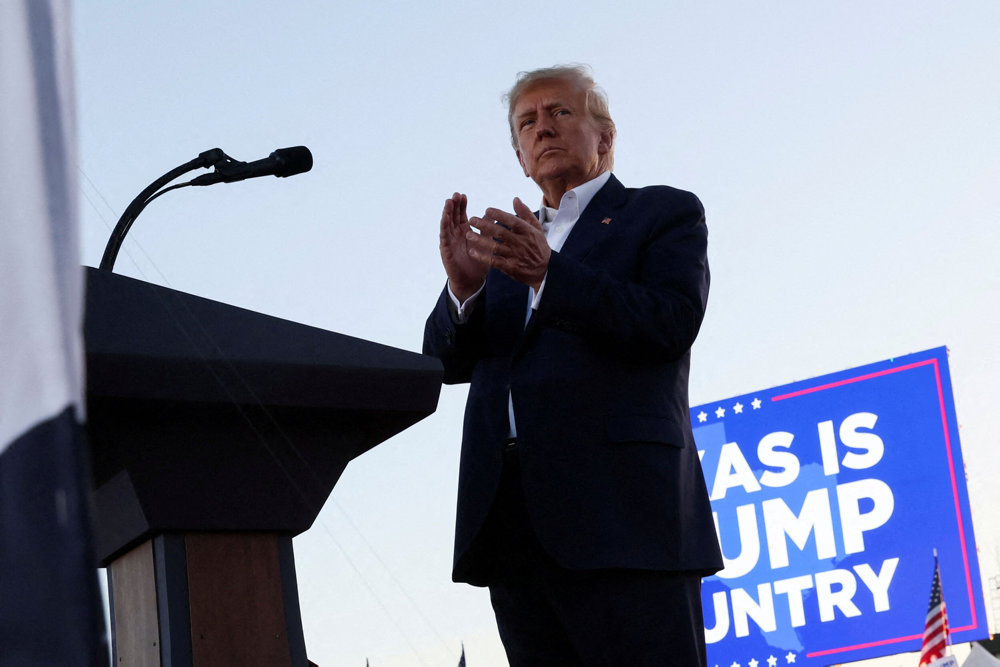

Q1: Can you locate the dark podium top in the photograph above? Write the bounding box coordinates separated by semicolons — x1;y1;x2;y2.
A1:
84;267;442;566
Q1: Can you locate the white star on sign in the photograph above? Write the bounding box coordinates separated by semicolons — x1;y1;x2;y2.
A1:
733;402;744;414
730;662;740;667
698;411;708;423
752;397;762;410
767;656;778;667
715;406;725;418
785;652;796;664
748;659;759;667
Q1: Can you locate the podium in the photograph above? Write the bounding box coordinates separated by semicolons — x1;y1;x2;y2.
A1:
83;267;442;666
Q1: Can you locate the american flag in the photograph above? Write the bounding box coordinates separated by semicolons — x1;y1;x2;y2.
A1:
918;553;950;665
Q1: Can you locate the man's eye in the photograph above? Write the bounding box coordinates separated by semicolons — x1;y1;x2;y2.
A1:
520;119;535;129
555;109;570;116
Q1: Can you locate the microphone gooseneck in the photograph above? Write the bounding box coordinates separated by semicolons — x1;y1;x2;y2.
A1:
98;146;313;272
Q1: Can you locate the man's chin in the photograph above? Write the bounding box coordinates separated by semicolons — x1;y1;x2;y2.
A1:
532;163;571;183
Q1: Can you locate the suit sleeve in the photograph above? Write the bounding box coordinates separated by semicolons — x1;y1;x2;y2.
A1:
533;189;709;363
422;283;487;385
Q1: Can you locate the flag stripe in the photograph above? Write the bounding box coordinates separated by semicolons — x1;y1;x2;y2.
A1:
0;408;107;663
0;0;82;453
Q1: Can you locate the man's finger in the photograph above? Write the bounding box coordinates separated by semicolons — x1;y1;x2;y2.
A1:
483;207;525;231
465;228;494;255
512;197;542;230
442;193;468;227
469;217;509;244
467;216;488;233
440;199;458;243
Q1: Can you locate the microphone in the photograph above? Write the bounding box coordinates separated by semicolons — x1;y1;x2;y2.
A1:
98;145;314;271
190;146;313;186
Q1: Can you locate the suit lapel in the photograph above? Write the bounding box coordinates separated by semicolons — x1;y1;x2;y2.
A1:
517;175;628;351
556;174;628;262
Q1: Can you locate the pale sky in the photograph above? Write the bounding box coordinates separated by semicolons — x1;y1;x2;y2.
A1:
72;2;999;665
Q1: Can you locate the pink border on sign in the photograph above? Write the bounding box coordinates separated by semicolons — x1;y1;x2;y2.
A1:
769;358;978;659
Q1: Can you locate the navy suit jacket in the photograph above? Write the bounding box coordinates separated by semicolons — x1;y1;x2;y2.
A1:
424;174;723;585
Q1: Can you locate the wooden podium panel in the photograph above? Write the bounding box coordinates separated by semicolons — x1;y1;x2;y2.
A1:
108;533;306;666
109;540;160;666
186;534;291;666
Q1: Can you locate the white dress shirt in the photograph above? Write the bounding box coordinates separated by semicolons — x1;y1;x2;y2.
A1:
446;171;612;438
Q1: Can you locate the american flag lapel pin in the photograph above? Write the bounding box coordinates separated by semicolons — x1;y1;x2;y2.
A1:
601;217;612;225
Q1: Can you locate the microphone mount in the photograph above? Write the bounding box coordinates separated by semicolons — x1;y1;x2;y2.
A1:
189;147;313;186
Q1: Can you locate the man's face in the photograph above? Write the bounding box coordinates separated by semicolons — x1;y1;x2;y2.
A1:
513;78;612;199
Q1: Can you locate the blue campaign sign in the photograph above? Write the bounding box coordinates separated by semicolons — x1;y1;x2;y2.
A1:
694;347;987;666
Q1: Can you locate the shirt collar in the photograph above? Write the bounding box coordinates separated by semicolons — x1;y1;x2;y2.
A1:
538;171;612;223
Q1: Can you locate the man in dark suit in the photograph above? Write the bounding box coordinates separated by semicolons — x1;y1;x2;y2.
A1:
424;65;723;665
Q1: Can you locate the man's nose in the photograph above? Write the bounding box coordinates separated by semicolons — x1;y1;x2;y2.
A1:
534;114;556;137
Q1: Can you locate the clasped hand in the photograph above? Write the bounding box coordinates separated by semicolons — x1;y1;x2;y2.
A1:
439;193;551;301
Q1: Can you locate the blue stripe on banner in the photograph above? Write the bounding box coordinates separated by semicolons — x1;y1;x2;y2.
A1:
0;407;109;666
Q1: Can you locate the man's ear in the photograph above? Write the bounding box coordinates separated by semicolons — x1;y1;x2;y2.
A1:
597;129;614;156
516;149;530;177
